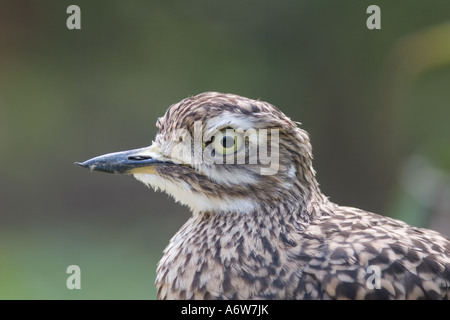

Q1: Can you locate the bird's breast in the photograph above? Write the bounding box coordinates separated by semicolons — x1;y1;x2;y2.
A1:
155;211;304;299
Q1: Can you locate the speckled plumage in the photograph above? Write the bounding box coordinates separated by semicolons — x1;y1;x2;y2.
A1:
78;92;450;299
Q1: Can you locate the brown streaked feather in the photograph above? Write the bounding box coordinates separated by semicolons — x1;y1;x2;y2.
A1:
131;92;450;299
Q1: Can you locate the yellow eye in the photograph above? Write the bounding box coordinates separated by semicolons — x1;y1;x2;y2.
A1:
212;128;244;156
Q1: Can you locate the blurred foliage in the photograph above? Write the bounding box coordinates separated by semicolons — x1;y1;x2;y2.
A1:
0;0;449;299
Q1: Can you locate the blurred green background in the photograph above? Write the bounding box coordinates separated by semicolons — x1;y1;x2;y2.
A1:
0;0;449;299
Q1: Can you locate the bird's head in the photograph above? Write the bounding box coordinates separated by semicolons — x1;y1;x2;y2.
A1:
76;92;320;214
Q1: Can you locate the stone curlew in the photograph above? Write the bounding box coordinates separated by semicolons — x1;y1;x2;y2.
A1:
76;92;450;299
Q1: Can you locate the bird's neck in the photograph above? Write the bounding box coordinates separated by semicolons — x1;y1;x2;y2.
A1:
195;185;334;224
191;167;333;222
156;193;335;299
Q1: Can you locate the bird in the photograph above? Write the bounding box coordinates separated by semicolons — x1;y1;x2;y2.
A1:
76;92;450;300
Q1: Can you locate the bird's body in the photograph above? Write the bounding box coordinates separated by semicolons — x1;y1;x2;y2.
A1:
158;205;449;299
77;92;450;299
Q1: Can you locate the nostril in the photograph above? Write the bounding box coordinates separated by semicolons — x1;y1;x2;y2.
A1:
128;155;152;161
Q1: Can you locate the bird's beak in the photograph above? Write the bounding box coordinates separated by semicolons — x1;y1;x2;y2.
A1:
75;145;169;175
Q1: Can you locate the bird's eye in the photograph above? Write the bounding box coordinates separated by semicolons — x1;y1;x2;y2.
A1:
212;128;244;156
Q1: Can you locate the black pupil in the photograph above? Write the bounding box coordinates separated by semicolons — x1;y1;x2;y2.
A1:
221;136;235;148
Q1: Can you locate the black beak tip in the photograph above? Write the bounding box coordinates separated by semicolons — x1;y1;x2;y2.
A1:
75;161;91;170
